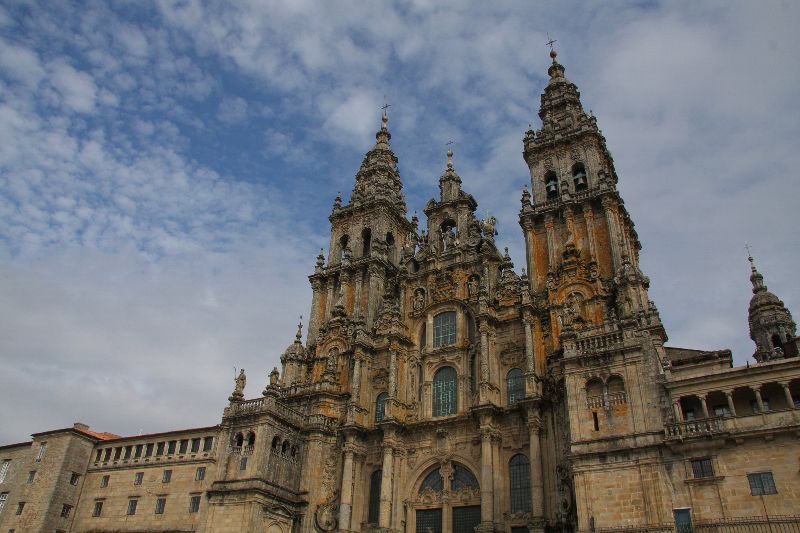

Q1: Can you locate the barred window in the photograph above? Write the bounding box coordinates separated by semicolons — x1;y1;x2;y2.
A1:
0;460;10;483
691;458;714;478
368;470;382;524
433;367;457;417
196;467;206;481
127;498;138;515
748;472;777;495
162;470;172;483
134;472;143;485
375;392;388;423
510;454;532;513
155;497;166;515
433;312;457;347
507;368;524;405
0;492;7;514
203;437;214;452
419;468;444;493
100;475;109;487
92;501;103;517
416;508;442;533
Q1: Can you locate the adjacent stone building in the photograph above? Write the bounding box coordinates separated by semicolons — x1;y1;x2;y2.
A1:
1;50;799;533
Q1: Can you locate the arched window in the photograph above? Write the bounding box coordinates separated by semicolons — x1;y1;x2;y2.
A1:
235;433;244;447
433;367;457;417
545;171;559;200
271;436;279;451
375;392;388;423
509;454;532;513
362;228;371;257
452;464;479;491
418;468;444;493
433;312;457;347
386;232;395;262
368;470;382;524
339;235;349;260
586;378;603;399
507;368;524;405
281;441;289;455
573;163;588;191
607;375;625;395
772;334;783;349
247;432;256;446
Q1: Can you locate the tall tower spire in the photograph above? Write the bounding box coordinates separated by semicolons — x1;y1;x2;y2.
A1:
746;249;798;361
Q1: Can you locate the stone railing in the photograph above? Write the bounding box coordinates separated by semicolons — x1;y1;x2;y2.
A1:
575;330;624;353
665;417;725;440
608;391;627;406
226;395;338;433
586;392;627;409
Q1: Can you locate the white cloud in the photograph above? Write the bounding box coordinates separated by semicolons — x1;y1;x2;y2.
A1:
48;62;98;113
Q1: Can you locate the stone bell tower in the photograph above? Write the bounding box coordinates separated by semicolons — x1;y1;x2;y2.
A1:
747;253;799;361
519;48;671;531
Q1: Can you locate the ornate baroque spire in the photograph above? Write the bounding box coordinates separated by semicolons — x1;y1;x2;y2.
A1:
746;250;798;362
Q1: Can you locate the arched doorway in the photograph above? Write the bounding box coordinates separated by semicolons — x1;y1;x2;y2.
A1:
410;461;480;533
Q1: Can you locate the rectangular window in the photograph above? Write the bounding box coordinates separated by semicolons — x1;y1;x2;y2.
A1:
191;438;201;453
0;492;7;514
100;475;109;488
60;504;72;518
35;443;46;462
162;470;172;483
27;471;35;484
145;443;154;457
189;494;201;513
92;500;103;517
0;461;9;483
134;444;143;458
748;472;777;495
156;442;165;456
167;441;176;455
155;497;166;515
95;449;102;462
240;457;248;471
124;446;132;460
674;508;692;533
195;467;206;481
14;502;23;515
203;437;214;452
433;312;457;347
113;447;121;460
691;458;714;478
103;448;111;461
134;472;143;485
179;440;188;454
69;472;81;486
127;499;138;515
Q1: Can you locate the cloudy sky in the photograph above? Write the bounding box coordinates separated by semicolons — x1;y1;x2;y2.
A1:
1;0;798;443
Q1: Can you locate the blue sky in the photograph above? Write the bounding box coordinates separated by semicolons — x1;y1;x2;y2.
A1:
1;0;799;443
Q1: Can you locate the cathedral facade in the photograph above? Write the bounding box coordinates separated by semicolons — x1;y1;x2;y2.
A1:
1;52;799;533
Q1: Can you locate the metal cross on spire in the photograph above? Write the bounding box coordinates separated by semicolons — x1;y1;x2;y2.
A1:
546;32;557;53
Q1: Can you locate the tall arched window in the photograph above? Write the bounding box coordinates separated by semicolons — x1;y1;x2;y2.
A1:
247;432;256;446
235;433;244;447
433;367;457;417
545;171;559;200
509;454;532;513
433;312;457;347
339;235;349;261
375;392;388;423
507;368;524;405
368;470;382;524
572;163;588;191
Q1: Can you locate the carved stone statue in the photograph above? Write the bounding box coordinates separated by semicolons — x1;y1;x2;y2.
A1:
234;369;246;395
467;276;479;298
481;216;497;241
413;289;426;311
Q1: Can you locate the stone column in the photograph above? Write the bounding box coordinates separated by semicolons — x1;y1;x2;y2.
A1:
528;414;545;519
339;442;355;531
325;280;335;320
782;383;795;409
753;388;765;413
351;356;362;402
672;399;682;422
379;443;394;528
725;392;737;416
479;428;494;526
523;314;535;374
353;271;364;317
602;197;620;271
340;269;352;316
544;214;556;270
480;323;490;382
308;278;323;344
699;396;710;419
584;205;597;262
367;265;384;328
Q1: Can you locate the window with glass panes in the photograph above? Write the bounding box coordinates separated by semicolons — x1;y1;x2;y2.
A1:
433;367;457;417
509;454;532;513
748;472;777;495
691;458;714;478
433;312;456;347
375;392;388;423
368;470;382;524
507;368;524;405
416;508;442;533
